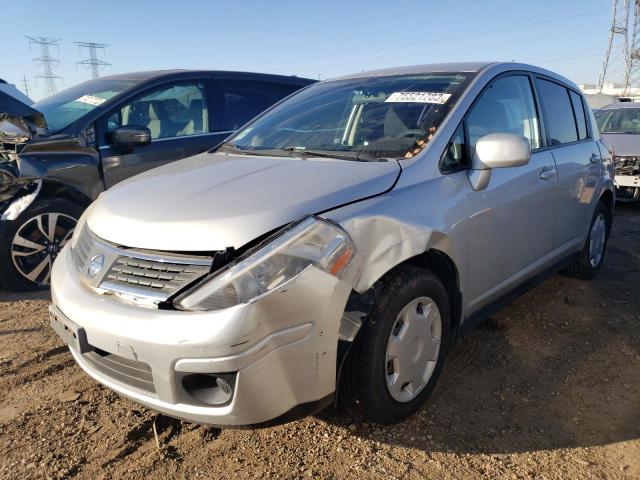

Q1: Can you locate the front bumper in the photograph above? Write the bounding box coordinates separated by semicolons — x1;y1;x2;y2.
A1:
614;174;640;188
50;245;351;427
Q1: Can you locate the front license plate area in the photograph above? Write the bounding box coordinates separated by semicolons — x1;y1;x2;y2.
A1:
49;306;91;353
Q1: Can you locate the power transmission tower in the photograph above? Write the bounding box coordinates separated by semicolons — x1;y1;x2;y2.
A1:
626;0;640;95
25;36;63;96
75;42;110;79
21;75;30;98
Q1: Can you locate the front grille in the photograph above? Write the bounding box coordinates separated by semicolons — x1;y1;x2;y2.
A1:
83;348;156;394
103;257;210;295
70;226;214;306
614;156;640;175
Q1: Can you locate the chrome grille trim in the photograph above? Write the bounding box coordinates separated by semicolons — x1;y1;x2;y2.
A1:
70;226;213;306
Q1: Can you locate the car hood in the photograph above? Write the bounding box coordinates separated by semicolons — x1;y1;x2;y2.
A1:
600;133;640;157
88;152;401;251
0;90;47;146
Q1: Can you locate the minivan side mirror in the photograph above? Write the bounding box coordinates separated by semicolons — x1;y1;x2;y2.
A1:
468;133;531;191
109;125;151;148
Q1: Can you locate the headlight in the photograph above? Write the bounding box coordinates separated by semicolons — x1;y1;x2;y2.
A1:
0;170;15;187
174;216;355;311
70;202;96;249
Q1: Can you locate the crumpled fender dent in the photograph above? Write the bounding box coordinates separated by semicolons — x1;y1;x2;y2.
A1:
326;206;458;294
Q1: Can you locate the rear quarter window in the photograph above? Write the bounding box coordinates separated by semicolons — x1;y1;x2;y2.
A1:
569;90;588;140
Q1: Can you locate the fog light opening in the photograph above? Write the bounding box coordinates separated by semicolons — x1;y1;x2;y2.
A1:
181;373;235;406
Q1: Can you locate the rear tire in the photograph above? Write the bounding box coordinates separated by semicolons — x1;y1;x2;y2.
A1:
341;265;451;424
0;198;82;291
563;200;610;280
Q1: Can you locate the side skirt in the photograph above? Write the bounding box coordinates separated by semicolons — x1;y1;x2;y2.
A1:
460;252;580;336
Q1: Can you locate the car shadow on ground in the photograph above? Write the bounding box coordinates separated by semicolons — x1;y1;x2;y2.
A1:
0;289;50;303
323;203;640;454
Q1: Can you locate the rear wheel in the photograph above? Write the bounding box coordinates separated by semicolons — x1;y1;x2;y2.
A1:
563;200;610;280
0;198;82;291
342;266;451;424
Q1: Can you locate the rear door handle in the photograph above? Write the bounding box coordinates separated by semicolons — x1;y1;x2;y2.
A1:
590;153;601;164
540;167;557;180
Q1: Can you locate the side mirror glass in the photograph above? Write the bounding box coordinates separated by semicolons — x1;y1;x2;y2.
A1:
468;133;531;191
109;125;151;148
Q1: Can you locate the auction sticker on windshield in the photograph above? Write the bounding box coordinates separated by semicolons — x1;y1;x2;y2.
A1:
385;92;452;104
75;95;107;106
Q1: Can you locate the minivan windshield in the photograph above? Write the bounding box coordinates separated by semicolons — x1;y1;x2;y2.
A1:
33;78;138;133
595;107;640;134
222;73;472;161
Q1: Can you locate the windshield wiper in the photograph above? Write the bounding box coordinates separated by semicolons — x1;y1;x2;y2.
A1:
281;147;383;162
216;142;290;157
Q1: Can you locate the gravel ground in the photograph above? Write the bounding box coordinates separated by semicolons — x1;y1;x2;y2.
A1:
0;204;639;480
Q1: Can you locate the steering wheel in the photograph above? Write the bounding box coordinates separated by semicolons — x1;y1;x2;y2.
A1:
394;129;425;140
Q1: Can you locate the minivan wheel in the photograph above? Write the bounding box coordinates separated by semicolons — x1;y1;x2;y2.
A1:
563;201;610;280
342;266;451;424
0;198;82;291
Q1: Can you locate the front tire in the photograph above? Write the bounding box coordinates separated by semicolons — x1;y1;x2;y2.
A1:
0;198;82;291
342;266;451;424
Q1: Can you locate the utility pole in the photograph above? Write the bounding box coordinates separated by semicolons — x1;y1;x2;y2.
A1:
21;75;30;98
75;42;110;79
25;36;62;96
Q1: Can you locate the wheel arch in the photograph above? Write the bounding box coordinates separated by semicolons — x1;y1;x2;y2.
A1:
599;188;614;228
39;179;93;209
395;249;463;341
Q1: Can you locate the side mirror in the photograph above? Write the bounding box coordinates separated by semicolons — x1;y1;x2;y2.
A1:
109;125;151;148
468;133;531;191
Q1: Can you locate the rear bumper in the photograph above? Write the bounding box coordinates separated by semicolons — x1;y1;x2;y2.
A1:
50;245;351;426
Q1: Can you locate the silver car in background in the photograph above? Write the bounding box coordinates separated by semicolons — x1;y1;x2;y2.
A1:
595;102;640;201
50;62;614;427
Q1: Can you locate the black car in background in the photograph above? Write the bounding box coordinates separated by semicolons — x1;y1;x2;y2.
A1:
0;70;315;290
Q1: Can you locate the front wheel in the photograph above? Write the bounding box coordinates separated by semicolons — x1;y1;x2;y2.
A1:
341;266;451;424
0;198;82;291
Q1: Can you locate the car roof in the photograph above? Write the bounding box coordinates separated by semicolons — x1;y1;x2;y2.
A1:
333;62;497;80
599;101;640;110
94;69;315;85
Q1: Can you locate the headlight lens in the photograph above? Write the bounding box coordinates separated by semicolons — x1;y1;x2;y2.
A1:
0;169;16;187
174;216;355;311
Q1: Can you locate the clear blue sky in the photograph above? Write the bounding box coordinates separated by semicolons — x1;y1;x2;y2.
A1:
1;0;616;100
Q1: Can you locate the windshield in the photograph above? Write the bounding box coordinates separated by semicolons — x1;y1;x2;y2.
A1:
595;107;640;134
223;73;472;160
32;78;138;133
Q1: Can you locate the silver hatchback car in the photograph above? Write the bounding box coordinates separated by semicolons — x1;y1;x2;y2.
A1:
50;62;614;427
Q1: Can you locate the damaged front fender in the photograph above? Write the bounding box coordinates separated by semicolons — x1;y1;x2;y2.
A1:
0;176;42;221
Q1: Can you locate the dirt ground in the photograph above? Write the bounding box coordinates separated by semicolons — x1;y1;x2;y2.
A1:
0;205;639;480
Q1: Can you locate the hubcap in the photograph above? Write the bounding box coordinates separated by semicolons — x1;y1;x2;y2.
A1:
588;212;607;268
385;296;442;403
10;213;76;286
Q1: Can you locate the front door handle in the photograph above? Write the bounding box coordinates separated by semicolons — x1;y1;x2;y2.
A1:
590;153;602;164
540;167;557;180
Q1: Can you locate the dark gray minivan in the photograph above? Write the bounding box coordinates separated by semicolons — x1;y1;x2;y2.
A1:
0;70;314;289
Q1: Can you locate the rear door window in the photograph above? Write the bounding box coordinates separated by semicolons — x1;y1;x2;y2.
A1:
569;90;588;140
219;80;299;130
535;78;578;145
